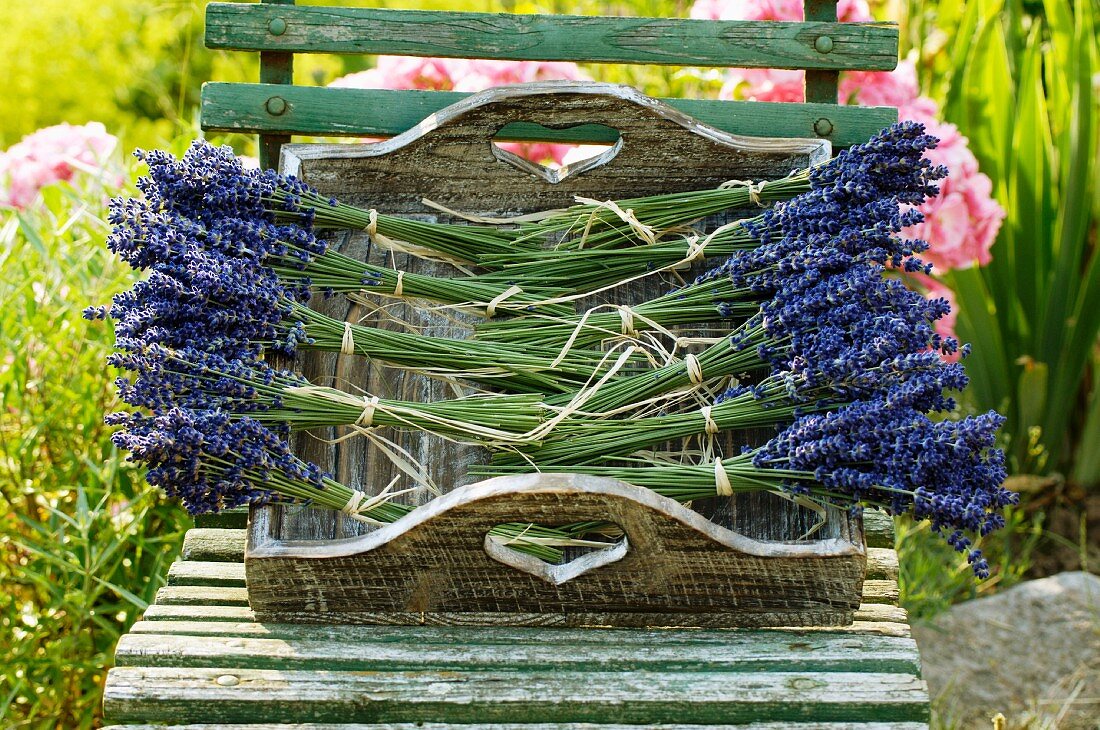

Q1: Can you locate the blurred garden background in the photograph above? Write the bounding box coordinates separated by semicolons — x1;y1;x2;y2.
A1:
1;0;1096;726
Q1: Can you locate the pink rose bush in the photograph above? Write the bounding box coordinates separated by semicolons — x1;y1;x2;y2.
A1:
0;122;120;209
689;0;1004;277
331;57;590;165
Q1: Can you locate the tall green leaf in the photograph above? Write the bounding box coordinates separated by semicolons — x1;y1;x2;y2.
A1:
1039;0;1098;471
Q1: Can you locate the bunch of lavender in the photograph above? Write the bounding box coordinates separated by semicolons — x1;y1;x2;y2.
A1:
530;252;959;418
493;352;967;467
112;345;550;444
484;393;1014;577
108;183;570;317
85;234;630;395
469;122;944;293
110;408;585;562
474;122;944;346
135;142;530;264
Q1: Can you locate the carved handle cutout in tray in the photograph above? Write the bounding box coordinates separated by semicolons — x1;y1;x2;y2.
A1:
246;82;866;628
248;474;866;627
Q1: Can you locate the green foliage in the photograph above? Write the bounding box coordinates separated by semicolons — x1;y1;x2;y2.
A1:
0;0;255;150
898;507;1043;621
909;0;1099;486
0;173;189;727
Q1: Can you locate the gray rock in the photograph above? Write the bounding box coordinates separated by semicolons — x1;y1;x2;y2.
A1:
913;571;1100;729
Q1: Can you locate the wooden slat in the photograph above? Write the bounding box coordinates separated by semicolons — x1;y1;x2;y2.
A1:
200;83;897;147
181;529;246;562
206;4;898;71
104;723;930;729
133;602;909;634
142;604;254;621
166;553;898;592
179;528;896;580
860;580;900;605
862;510;896;548
193;508;247;529
115;628;920;674
102;666;929;724
167;561;245;587
153;586;250;607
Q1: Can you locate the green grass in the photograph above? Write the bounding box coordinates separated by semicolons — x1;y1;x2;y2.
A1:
0;170;190;728
898;507;1044;622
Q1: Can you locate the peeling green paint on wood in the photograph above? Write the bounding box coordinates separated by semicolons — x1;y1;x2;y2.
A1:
206;4;898;71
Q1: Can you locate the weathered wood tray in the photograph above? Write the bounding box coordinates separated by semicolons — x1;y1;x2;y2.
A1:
245;81;867;627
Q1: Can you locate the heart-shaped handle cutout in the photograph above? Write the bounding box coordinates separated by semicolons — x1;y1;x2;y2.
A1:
483;531;629;586
491;123;622;184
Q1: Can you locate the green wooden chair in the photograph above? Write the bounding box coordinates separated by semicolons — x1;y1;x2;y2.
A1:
102;2;930;726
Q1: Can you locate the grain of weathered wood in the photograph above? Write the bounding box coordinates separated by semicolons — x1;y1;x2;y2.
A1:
803;0;840;105
201;82;897;147
257;0;294;169
205;4;899;71
866;547;899;580
104;723;931;729
103;666;929;724
136;601;905;626
171;541;896;591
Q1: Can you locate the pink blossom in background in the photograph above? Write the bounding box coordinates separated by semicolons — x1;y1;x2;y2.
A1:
689;0;870;21
720;68;806;102
330;57;590;164
901;117;1004;273
696;0;870;104
329;56;457;92
0;122;119;209
910;273;961;362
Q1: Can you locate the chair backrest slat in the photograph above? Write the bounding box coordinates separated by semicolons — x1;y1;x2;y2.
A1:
205;3;898;72
201;82;896;149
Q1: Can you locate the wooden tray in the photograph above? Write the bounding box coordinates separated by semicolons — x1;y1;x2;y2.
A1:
244;82;866;627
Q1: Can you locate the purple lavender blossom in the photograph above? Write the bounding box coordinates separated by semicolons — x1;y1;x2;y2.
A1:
108;408;320;514
753;395;1013;577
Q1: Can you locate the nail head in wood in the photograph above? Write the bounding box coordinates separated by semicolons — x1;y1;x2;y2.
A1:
814;35;835;53
215;674;240;687
814;117;835;136
265;96;287;116
268;17;287;36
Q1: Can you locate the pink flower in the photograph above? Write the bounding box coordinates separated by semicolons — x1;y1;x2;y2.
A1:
910;273;961;362
721;68;806;102
901;117;1004;273
690;0;871;21
330;56;455;91
696;0;872;103
0;122;120;209
330;57;589;164
839;59;918;108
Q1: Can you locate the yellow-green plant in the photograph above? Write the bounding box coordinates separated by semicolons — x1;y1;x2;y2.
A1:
0;172;189;727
